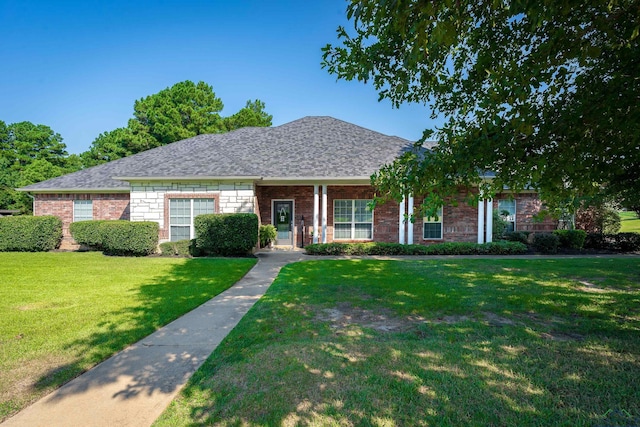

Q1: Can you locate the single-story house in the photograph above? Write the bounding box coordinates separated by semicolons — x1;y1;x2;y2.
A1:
19;116;555;249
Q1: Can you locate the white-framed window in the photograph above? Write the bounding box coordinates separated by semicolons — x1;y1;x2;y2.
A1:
169;198;215;241
73;200;93;222
498;199;516;232
333;199;373;240
423;206;443;239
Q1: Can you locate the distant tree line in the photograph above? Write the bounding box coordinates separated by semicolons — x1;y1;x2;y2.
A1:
0;80;272;213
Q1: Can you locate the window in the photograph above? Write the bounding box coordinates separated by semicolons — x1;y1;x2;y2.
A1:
169;198;215;241
498;199;516;232
73;200;93;222
423;206;443;239
333;199;373;240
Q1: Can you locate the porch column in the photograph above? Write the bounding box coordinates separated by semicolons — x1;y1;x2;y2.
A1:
407;194;414;244
321;185;328;243
477;198;485;244
313;185;319;244
485;198;493;243
399;196;406;244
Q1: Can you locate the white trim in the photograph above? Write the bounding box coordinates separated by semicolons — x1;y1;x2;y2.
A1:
321;185;328;243
477;199;485;244
168;197;215;241
313;185;319;244
407;195;414;244
399;196;406;244
333;199;374;241
486;198;493;242
115;176;262;182
271;199;295;248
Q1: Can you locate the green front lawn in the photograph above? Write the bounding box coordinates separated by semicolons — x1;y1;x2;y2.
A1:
0;252;256;422
620;211;640;233
157;257;640;427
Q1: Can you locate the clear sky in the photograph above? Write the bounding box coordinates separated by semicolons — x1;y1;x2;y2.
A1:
0;0;439;155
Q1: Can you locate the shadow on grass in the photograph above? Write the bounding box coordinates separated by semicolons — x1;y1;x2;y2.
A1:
162;258;640;426
31;257;256;401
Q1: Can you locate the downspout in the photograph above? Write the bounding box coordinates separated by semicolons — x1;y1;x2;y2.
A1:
26;193;35;215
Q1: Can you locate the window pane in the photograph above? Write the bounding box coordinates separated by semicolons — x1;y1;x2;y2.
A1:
74;200;93;222
334;200;352;223
170;226;190;242
354;200;372;223
423;223;442;239
170;199;191;225
334;223;351;239
193;198;214;216
354;223;373;239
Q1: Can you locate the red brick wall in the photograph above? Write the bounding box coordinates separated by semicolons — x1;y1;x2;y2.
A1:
413;189;480;243
34;193;130;247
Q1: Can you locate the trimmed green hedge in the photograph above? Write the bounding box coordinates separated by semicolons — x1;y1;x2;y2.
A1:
99;221;159;256
584;232;640;252
0;215;62;252
69;220;109;248
532;233;560;254
304;241;527;256
553;229;587;249
159;239;193;257
194;213;259;256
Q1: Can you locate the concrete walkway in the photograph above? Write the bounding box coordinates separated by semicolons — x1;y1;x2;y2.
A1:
2;250;305;427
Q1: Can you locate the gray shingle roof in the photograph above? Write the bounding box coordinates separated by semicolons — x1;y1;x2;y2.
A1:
20;116;422;192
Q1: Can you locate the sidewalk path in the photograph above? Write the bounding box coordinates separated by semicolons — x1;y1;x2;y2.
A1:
2;251;304;427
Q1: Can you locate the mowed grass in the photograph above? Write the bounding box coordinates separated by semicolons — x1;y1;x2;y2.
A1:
620;211;640;233
0;252;256;422
156;257;640;427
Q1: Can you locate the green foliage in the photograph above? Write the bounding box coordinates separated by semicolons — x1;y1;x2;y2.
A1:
531;233;560;254
159;239;192;257
98;221;159;256
323;1;640;214
82;81;272;167
304;241;527;256
553;229;587;249
259;224;277;248
492;209;508;240
576;203;621;234
503;231;531;245
69;220;109;248
0;121;81;213
194;213;259;256
584;232;640;252
0;215;62;252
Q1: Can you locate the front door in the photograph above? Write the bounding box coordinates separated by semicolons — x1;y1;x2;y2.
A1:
273;200;293;246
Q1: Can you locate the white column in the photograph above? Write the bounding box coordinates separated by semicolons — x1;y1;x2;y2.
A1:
477;198;485;244
321;185;328;243
399;196;406;244
407;194;414;244
485;198;493;243
313;185;319;244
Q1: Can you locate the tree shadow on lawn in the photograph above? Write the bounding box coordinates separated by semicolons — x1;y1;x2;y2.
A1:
165;258;640;426
30;257;255;401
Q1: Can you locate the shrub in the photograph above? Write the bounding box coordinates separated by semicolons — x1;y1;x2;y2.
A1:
553;229;587;249
100;221;159;256
503;231;530;245
583;232;640;252
259;224;277;248
304;241;527;256
0;215;62;252
531;233;560;254
492;209;509;240
70;220;109;248
159;239;192;257
195;213;259;256
576;203;621;234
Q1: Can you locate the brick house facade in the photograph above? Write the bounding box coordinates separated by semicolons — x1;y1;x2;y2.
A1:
21;117;557;249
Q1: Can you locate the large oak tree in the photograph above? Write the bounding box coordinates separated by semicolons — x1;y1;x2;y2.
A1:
322;0;640;217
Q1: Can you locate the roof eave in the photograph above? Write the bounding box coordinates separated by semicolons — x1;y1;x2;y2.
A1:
113;175;263;182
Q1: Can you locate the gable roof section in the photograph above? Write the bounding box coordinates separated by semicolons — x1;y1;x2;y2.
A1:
19;116;419;192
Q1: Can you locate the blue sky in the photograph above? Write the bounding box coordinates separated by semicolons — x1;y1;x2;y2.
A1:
0;0;439;154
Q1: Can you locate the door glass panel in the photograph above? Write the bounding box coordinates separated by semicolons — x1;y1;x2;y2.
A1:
274;202;292;243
